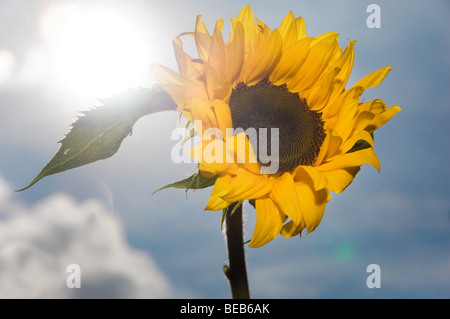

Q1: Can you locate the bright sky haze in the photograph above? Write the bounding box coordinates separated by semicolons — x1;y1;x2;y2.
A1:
0;0;449;298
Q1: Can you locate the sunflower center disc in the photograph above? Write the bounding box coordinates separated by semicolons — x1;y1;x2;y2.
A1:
229;79;325;175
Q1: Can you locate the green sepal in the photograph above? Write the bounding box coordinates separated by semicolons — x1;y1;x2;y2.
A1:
221;208;227;230
179;127;196;146
153;171;217;195
220;200;244;230
347;132;374;153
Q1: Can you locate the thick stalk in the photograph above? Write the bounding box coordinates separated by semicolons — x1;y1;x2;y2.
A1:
223;203;250;299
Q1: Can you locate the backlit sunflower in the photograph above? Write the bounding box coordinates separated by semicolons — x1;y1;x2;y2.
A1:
150;6;400;247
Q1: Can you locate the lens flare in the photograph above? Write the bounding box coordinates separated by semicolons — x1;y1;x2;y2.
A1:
40;3;153;98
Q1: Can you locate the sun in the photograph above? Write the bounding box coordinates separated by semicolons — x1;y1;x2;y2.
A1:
40;3;153;98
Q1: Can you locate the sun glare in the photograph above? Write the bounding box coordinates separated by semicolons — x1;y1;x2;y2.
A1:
41;4;153;98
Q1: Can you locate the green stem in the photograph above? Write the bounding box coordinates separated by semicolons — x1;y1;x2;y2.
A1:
223;202;250;299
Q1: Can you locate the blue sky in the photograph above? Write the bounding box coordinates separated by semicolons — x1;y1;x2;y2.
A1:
0;0;449;298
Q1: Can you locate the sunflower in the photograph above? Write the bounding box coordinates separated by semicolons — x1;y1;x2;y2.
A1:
150;6;400;248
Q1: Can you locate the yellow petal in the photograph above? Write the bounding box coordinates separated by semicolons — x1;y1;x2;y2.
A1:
367;105;402;132
277;11;299;47
280;220;304;238
353;111;375;132
323;40;356;107
255;19;271;46
269;173;302;225
332;97;359;143
293;165;328;191
295;16;307;40
205;175;233;210
314;129;330;166
323;130;343;161
236;5;255;45
339;130;374;155
242;29;283;84
280;186;329;237
195;15;212;61
213;100;232;138
207;19;225;83
149;64;203;105
172;37;203;79
297;184;329;233
318;148;380;172
353;66;392;91
186;97;219;132
288;32;339;92
321;167;360;193
224;18;245;83
191;139;227;167
278;11;295;39
270;37;313;86
306;66;340;111
323;85;363;120
222;169;272;203
367;98;387;114
226;132;260;175
249;198;285;248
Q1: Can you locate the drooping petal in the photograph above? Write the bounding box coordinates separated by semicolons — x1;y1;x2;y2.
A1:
249;197;285;248
221;169;272;203
149;64;208;105
269;173;302;226
321;167;360;193
205;175;233;210
280;187;329;237
367;105;402;132
194;15;212;61
173;37;203;80
293;165;328;191
297;185;329;233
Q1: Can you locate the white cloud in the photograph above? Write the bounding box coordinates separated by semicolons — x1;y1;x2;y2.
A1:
0;175;172;298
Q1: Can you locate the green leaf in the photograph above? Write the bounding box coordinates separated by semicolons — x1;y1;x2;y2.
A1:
18;87;176;191
153;171;217;195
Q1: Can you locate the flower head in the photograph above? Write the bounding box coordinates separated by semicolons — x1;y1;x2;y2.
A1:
151;6;400;247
